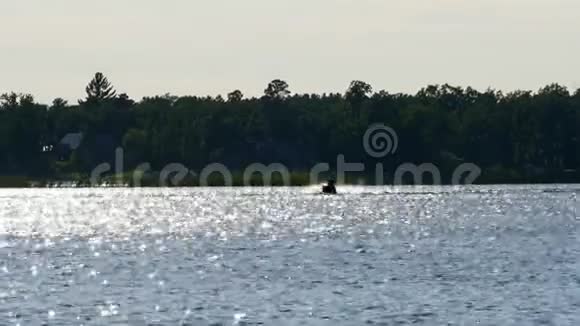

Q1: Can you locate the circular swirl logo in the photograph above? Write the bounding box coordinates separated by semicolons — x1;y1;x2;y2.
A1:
363;124;398;158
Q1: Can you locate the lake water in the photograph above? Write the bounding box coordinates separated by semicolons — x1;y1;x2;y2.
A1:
0;185;578;325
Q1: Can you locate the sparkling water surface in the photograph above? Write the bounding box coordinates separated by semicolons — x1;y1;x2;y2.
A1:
0;185;578;325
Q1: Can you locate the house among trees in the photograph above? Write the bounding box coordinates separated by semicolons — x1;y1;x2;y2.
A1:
56;132;83;161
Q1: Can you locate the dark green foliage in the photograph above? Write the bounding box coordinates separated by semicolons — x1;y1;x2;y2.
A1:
51;98;68;110
346;80;373;118
227;90;244;102
1;76;580;184
264;80;290;99
0;93;49;175
81;72;117;104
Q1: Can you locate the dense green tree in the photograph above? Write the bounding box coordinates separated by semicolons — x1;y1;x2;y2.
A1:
264;79;290;99
81;72;117;104
123;128;147;168
51;98;68;110
346;81;372;103
227;90;244;102
346;80;373;119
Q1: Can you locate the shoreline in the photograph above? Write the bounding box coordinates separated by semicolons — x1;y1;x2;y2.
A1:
2;174;580;188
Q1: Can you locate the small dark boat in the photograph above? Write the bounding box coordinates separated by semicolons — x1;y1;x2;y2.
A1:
322;180;337;194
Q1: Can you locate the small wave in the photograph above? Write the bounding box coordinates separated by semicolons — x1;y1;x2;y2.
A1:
542;188;580;194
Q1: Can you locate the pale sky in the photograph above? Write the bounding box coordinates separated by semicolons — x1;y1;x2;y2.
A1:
0;0;579;103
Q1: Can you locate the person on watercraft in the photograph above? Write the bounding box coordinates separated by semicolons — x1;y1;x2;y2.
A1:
322;179;337;194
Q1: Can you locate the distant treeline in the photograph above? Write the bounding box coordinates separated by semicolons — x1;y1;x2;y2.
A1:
1;73;579;185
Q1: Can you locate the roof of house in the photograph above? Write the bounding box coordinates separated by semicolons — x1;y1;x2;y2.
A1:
59;132;84;150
